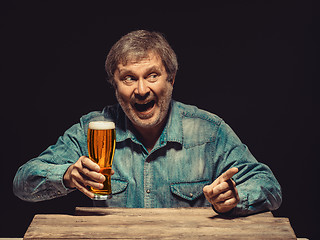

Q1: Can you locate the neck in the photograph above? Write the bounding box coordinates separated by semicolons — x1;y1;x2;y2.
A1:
131;116;168;153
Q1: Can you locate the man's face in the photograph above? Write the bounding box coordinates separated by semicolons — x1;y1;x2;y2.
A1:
113;52;174;130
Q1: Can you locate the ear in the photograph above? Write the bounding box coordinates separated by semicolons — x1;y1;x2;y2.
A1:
170;74;176;86
112;78;118;90
107;77;116;89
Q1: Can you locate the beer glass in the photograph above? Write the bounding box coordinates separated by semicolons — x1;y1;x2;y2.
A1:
87;121;116;200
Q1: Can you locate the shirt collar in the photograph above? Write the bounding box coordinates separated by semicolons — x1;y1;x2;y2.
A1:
165;100;183;145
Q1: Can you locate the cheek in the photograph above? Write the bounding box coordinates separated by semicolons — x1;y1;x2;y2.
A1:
154;83;173;99
116;85;134;102
151;80;166;93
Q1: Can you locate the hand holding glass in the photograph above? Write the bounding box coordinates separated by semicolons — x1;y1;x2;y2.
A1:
87;121;116;200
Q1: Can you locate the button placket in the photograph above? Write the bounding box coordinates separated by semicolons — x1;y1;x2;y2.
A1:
143;158;153;208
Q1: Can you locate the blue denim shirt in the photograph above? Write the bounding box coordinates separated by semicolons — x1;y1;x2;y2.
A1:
13;100;282;216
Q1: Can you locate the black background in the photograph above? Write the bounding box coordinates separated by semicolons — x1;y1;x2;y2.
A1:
1;1;317;239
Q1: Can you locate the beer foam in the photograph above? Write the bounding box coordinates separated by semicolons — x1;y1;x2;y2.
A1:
89;121;115;130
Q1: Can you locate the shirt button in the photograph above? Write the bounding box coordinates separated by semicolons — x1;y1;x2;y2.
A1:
146;189;151;194
189;193;193;197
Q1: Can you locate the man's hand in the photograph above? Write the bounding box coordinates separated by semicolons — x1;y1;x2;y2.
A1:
203;167;240;213
63;156;114;199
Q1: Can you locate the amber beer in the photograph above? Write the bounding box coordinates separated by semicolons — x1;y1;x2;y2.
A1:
87;121;116;200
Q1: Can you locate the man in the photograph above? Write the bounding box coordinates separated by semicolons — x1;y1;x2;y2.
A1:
13;30;282;216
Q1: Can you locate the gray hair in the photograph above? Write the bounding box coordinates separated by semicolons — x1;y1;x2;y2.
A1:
105;30;178;86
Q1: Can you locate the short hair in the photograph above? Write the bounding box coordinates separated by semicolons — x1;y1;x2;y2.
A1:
105;30;178;86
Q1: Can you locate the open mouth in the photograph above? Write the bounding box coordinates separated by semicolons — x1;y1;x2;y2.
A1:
134;100;155;113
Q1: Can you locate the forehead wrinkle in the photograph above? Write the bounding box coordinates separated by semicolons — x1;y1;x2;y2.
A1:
119;50;162;66
119;50;151;66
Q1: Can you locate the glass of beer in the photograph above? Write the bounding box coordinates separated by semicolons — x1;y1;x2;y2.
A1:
87;121;116;200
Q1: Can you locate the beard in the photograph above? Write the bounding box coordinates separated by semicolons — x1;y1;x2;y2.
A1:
115;84;173;129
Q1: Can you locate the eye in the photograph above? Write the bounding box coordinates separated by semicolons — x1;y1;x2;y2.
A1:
147;73;159;82
122;75;136;85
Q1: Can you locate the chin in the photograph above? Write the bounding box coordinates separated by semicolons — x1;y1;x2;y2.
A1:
129;114;161;129
135;121;159;129
116;89;172;131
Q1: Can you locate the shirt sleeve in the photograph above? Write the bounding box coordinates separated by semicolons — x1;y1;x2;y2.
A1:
13;122;87;202
213;121;282;216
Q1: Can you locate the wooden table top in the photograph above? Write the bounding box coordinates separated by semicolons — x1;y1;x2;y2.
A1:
23;207;296;239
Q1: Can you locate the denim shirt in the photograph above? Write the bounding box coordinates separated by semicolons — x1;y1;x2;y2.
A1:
13;100;282;216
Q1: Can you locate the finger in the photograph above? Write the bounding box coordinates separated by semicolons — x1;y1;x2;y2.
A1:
203;185;214;199
230;180;240;202
213;189;235;203
84;178;104;190
80;167;106;183
219;167;238;183
73;180;95;199
222;196;239;206
72;170;104;190
70;172;95;198
227;178;238;197
211;181;232;198
78;157;106;182
81;156;100;172
213;179;239;200
204;179;235;199
208;167;238;189
214;196;239;213
215;198;238;212
72;172;105;196
225;179;236;192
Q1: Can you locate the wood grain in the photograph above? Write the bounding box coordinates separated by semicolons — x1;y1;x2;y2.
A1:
23;207;296;239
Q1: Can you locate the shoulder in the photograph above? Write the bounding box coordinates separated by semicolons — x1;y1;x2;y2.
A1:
174;101;223;125
79;104;120;129
172;101;224;147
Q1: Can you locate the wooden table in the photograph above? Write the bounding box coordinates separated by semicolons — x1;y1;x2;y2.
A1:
23;207;296;239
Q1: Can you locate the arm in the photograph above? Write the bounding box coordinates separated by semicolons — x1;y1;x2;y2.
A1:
206;121;282;216
13;123;86;202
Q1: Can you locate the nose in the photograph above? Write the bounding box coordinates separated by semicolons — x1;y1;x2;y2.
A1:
134;79;150;99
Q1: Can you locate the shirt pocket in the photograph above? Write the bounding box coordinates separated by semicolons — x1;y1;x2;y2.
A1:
112;179;128;193
170;180;211;205
108;178;128;207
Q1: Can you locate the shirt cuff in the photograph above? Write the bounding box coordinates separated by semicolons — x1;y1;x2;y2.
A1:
46;163;75;196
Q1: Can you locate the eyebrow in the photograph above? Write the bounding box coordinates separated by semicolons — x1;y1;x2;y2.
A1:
118;69;135;77
118;65;162;77
144;66;162;74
